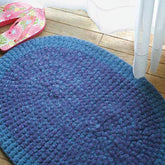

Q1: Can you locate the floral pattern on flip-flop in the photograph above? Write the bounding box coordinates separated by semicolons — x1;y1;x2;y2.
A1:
35;8;45;20
0;11;15;22
0;35;7;45
4;25;22;40
0;2;32;24
4;2;32;11
0;8;46;51
28;24;41;36
0;44;10;51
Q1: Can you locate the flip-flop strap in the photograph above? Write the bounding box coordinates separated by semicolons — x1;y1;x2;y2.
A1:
17;16;36;42
8;15;36;42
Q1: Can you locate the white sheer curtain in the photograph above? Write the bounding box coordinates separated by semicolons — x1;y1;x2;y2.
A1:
0;0;86;9
0;0;136;32
134;0;165;78
133;0;155;78
0;0;164;78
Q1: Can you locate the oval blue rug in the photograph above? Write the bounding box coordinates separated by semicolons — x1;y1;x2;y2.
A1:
0;36;165;165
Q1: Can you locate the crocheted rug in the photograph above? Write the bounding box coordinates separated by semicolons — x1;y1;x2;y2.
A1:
0;36;165;165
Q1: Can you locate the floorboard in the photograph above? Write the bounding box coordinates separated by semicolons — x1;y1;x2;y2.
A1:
44;19;102;44
45;8;99;32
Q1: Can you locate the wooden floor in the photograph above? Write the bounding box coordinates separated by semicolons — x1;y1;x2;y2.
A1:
0;7;165;165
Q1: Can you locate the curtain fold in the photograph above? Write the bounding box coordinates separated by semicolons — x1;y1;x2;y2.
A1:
151;0;165;73
133;0;165;78
133;0;155;78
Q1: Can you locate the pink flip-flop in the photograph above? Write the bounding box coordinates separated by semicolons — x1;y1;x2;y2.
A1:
0;2;32;27
0;8;46;52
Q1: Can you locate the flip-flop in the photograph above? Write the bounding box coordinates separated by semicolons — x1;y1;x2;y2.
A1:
0;2;32;27
0;8;46;52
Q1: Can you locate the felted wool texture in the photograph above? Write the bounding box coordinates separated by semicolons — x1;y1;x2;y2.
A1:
0;36;165;165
